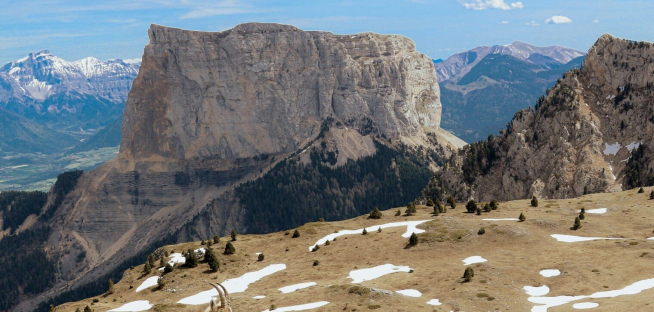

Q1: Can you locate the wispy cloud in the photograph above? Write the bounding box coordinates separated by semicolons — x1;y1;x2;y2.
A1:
546;16;572;24
458;0;523;10
593;19;600;23
500;20;509;24
526;21;539;27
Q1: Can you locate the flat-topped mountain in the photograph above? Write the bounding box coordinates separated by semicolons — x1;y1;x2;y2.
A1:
423;34;654;202
10;23;460;311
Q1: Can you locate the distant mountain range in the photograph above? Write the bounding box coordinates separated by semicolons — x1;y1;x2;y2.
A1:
434;41;585;142
0;51;138;154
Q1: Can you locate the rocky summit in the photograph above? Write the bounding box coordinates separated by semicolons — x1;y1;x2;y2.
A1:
15;23;457;311
423;34;654;202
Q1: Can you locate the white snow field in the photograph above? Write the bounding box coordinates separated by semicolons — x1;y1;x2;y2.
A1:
482;218;519;221
395;289;422;297
309;220;430;251
426;299;442;306
177;264;286;305
524;285;550;296
462;256;487;265
278;282;317;293
539;269;561;277
550;234;622;243
573;302;599;309
253;295;266;299
158;248;206;271
348;264;413;283
578;208;607;214
135;276;159;292
528;277;654;312
603;142;621;155
261;301;330;312
108;300;153;311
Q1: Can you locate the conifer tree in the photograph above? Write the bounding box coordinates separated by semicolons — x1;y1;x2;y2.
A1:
258;253;265;261
159;257;165;267
157;276;166;289
231;229;237;241
49;305;55;312
377;227;382;233
478;228;486;235
476;207;482;215
292;229;300;238
531;196;539;207
650;191;654;200
213;235;220;243
395;209;401;216
143;262;152;274
405;202;417;215
519;212;526;222
206;239;212;248
426;199;435;207
208;250;220;271
84;306;92;312
369;207;383;219
490;199;499;210
483;203;491;212
447;196;456;209
147;254;155;268
639;187;645;193
579;208;586;220
409;233;419;246
466;200;477;213
107;279;114;294
435;199;444;213
224;242;236;255
184;249;198;268
362;228;368;235
463;267;474;282
164;263;174;273
204;246;215;263
572;217;582;230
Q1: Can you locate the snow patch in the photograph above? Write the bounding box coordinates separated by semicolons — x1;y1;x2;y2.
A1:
309;220;429;251
396;289;422;297
426;299;442;306
348;264;413;283
603;143;621;155
524;285;550;296
626;142;641;152
551;234;623;243
177;264;286;305
462;256;487;265
108;301;153;311
261;301;330;312
253;295;266;299
582;208;607;214
540;269;561;277
573;302;599;309
279;282;316;293
135;276;159;292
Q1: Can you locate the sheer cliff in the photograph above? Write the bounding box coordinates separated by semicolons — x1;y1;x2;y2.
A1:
422;34;654;202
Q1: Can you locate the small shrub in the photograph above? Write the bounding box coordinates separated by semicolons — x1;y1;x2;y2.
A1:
572;217;582;230
475;207;482;215
318;218;325;222
270;304;276;310
325;240;330;246
490;199;499;210
447;195;456;209
463;267;474;282
405;202;417;215
201;240;206;245
579;211;585;220
369;207;383;219
164;263;174;273
231;229;237;241
313;260;320;266
478;228;486;235
213;235;220;243
224;242;236;255
638;187;645;193
107;279;114;294
409;233;419;246
650;191;654;200
143;262;152;274
531;196;539;207
92;299;99;303
157;277;166;289
312;245;320;252
377;227;382;233
362;228;368;235
426;199;435;207
258;253;265;261
483;203;491;212
395;209;401;216
519;213;526;222
292;229;300;238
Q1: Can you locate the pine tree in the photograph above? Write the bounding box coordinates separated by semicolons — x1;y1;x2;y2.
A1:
490;199;499;210
159;256;165;267
519;213;526;222
258;253;265;261
362;228;368;235
433;203;439;216
435;199;445;213
157;276;166;290
208;252;220;271
206;239;212;248
395;209;401;216
201;239;206;245
203;247;214;262
143;262;152;274
466;200;477;213
213;235;220;243
184;249;198;268
84;306;92;312
107;279;114;294
377;227;382;233
426;199;435;207
231;229;237;241
409;233;419;246
531;196;539;207
447;196;456;209
164;263;174;273
639;187;645;193
369;207;383;219
224;242;236;255
478;228;486;235
292;229;301;238
483;203;491;212
49;305;55;312
405;202;417;215
476;207;482;215
147;254;155;268
572;217;582;230
650;191;654;200
463;267;474;282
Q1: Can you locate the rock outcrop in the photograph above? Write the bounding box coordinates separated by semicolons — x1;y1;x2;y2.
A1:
16;23;451;311
423;34;654;202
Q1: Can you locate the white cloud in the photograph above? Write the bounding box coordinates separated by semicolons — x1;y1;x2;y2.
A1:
525;21;539;27
459;0;524;10
546;16;572;24
593;19;600;23
500;20;509;24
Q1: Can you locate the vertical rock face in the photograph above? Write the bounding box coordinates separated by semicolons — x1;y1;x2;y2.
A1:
120;23;441;161
422;34;654;202
20;23;447;311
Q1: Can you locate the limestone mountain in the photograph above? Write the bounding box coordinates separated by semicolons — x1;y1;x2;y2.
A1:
437;42;585;142
422;34;654;203
9;23;461;311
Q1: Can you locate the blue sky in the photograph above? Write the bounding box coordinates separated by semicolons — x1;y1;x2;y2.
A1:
1;0;653;64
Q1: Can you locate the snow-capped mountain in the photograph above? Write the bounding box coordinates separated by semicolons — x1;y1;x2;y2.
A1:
435;41;585;82
0;50;140;105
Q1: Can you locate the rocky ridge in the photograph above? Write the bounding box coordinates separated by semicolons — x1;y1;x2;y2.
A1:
423;34;654;202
